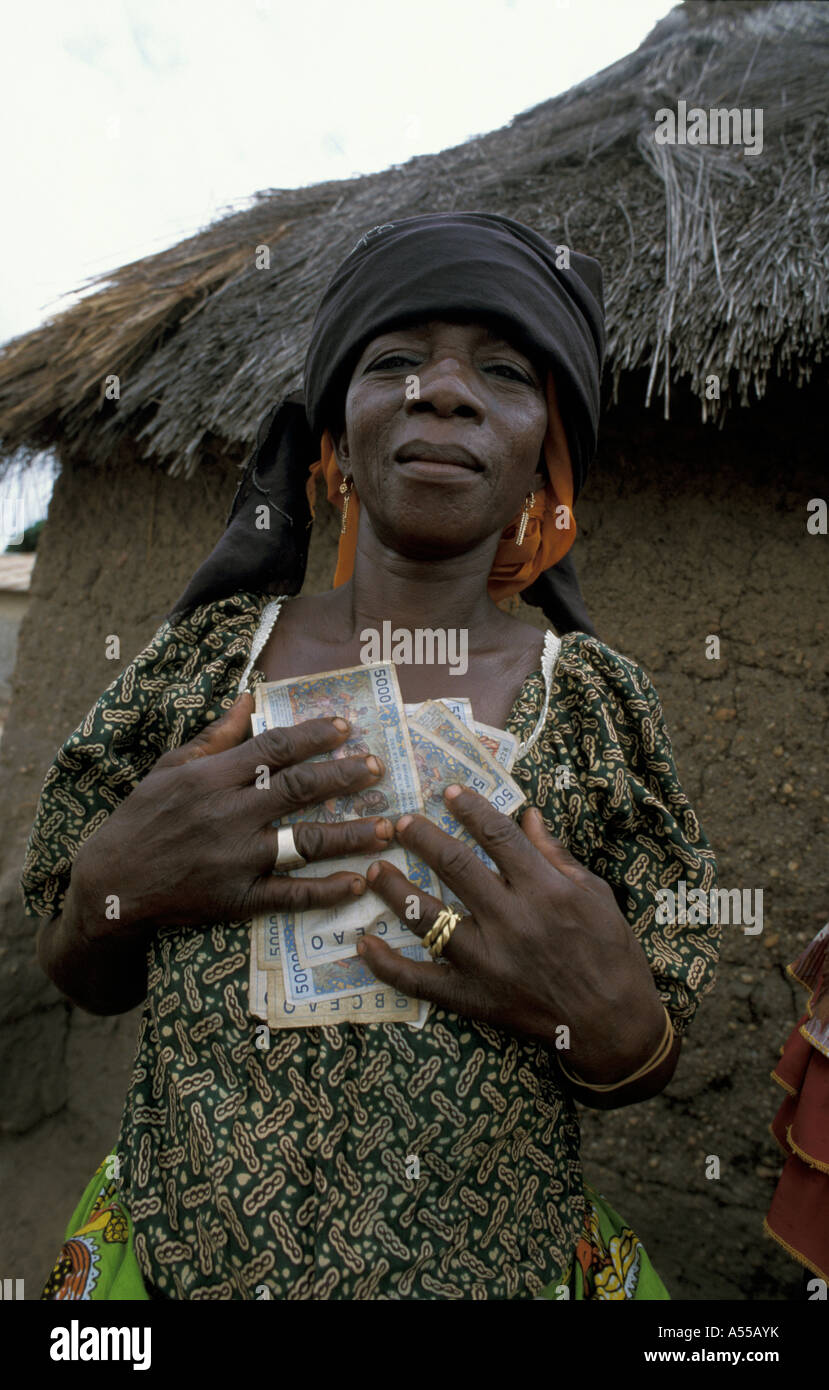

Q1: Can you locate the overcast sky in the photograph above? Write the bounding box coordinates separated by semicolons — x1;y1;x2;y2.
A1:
0;0;673;538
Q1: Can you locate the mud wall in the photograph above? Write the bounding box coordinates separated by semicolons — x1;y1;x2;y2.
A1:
0;376;825;1298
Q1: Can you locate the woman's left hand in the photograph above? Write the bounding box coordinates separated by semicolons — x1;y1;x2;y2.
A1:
358;785;667;1083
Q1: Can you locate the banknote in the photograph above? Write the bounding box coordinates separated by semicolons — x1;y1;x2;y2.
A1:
472;720;519;772
254;666;439;963
408;724;495;836
267;965;426;1028
246;670;521;1018
411;701;525;816
293;907;415;966
271;915;429;1005
292;842;436;965
257;663;423;825
405;697;473;728
259;913;370;999
406;723;501;914
253;920;426;1028
258;914;394;1001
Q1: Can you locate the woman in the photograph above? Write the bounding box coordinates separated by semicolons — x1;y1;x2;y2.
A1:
26;213;720;1300
764;920;829;1286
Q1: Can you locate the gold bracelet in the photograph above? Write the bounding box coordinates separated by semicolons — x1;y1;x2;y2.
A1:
558;1007;675;1093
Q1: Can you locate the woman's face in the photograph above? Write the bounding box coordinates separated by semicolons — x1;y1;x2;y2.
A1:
333;319;549;562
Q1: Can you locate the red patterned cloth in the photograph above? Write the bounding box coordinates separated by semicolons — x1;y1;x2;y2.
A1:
764;922;829;1281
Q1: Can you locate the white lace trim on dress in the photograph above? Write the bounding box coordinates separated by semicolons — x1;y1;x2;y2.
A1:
237;596;287;693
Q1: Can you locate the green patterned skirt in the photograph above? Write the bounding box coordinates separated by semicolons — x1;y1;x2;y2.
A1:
41;1154;669;1301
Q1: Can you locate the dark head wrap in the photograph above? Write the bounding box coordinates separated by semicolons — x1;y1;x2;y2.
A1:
170;211;606;634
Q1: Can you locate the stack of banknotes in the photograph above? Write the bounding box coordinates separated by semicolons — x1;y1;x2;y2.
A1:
248;663;524;1029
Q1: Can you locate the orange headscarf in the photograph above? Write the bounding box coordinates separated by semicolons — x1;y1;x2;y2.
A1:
305;370;576;603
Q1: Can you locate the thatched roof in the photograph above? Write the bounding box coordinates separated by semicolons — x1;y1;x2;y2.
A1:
1;0;826;478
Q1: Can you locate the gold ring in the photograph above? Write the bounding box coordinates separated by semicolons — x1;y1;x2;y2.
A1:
273;826;308;873
423;907;462;959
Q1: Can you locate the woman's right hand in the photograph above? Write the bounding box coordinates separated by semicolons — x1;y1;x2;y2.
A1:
70;692;394;942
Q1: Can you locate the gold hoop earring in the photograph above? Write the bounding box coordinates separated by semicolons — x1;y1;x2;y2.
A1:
516;491;535;547
339;477;352;535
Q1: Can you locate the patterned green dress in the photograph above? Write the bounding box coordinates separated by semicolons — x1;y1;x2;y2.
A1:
23;591;719;1300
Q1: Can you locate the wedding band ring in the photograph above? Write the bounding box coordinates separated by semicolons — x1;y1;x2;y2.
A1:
423;907;461;960
273;826;308;872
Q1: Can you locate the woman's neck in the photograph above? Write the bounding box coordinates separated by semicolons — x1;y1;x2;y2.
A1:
334;526;505;644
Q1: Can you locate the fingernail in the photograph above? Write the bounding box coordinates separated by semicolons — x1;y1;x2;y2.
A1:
396;814;413;832
366;861;382;882
366;755;383;776
351;877;365;895
332;718;349;733
444;784;462;800
356;938;367;955
374;819;394;841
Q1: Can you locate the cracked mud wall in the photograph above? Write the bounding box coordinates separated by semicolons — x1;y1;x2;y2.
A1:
0;375;825;1298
